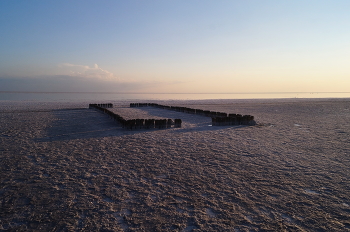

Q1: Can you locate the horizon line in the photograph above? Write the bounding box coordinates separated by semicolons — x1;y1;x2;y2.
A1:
1;91;350;94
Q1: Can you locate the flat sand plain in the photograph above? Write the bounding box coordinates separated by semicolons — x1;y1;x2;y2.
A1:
1;99;350;231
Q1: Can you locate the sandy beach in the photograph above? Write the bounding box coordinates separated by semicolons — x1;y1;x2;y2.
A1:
1;98;350;231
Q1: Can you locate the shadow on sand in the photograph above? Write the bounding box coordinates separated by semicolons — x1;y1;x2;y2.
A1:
35;108;249;142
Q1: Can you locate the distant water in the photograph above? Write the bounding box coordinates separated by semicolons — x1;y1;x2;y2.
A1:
1;91;350;102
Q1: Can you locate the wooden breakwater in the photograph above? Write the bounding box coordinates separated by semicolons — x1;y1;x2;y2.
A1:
130;103;256;126
89;103;113;108
89;103;182;129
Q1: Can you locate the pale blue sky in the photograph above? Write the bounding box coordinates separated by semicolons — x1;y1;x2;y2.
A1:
1;1;349;93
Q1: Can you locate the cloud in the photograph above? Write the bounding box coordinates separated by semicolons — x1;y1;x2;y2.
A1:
0;62;192;93
58;63;117;81
0;75;145;92
0;74;191;93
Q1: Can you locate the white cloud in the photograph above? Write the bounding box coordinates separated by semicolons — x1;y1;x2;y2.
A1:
59;63;117;81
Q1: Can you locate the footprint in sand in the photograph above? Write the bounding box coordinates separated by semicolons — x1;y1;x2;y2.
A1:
304;189;319;195
182;225;199;232
113;209;132;231
282;213;293;223
206;208;217;218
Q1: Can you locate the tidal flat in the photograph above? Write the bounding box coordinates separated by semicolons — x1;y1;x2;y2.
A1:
1;99;350;231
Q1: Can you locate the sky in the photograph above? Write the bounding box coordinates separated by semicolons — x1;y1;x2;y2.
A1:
1;0;350;93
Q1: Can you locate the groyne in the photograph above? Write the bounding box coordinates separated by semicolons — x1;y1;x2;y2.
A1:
89;103;182;129
89;103;256;130
130;103;256;126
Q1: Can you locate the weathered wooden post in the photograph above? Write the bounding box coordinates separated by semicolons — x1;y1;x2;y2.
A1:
174;119;182;128
167;119;173;128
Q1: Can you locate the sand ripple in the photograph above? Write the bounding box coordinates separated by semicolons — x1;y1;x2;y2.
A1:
1;99;350;231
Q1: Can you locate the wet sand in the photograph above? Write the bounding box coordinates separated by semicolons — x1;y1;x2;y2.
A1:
1;99;350;231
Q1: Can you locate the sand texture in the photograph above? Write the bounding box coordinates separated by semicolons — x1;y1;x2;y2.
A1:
1;99;350;231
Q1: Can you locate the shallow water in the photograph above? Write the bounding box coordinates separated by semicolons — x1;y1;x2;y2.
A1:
1;98;350;231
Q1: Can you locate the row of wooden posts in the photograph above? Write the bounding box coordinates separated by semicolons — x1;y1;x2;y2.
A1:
89;104;182;130
130;103;256;126
90;103;113;108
